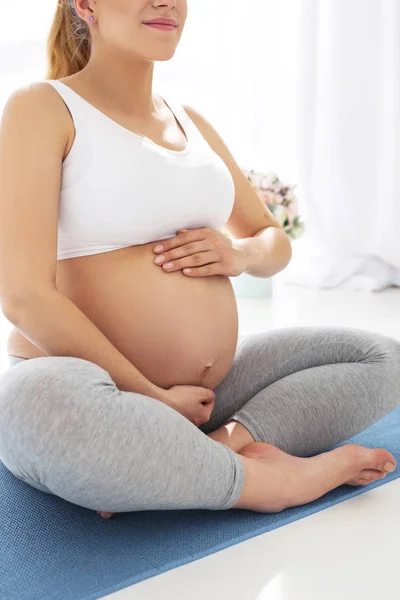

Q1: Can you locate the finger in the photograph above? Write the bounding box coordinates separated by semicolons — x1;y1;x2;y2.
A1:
155;241;213;267
182;263;219;277
153;230;196;254
166;251;219;273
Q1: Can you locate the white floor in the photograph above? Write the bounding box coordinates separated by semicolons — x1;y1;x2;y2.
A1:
1;277;400;599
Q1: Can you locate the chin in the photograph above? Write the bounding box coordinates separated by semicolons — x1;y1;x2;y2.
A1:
146;50;177;62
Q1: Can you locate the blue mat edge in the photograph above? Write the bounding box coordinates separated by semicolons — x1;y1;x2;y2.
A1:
86;466;400;600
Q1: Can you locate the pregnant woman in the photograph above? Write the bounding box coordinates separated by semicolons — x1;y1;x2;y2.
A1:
0;0;399;519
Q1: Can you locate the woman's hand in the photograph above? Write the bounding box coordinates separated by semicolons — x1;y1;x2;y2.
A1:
152;227;248;277
152;384;215;427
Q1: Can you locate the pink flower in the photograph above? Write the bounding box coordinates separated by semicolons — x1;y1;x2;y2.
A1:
241;168;305;241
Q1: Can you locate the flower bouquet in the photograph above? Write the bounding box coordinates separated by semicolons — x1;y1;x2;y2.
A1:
221;170;305;297
221;170;305;241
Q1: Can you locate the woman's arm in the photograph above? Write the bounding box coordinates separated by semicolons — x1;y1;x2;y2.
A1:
5;289;160;396
0;84;161;397
182;105;292;276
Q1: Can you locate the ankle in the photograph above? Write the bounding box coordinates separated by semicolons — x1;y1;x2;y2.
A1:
208;420;256;453
231;455;287;513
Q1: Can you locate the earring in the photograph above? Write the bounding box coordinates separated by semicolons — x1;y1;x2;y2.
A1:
89;16;95;22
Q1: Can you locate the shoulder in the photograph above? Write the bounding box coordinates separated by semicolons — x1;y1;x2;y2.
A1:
182;104;235;162
2;81;63;114
1;81;71;159
182;104;217;141
3;81;72;137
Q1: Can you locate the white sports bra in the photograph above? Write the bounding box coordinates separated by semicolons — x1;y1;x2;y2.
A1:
43;80;236;260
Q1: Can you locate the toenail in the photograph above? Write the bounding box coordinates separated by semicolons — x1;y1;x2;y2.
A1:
383;462;396;472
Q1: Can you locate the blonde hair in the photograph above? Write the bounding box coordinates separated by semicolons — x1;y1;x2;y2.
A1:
46;1;91;79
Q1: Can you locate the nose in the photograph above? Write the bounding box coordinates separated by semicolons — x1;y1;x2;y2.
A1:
153;0;177;8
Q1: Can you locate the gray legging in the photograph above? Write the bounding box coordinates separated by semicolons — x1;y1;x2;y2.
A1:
0;326;400;513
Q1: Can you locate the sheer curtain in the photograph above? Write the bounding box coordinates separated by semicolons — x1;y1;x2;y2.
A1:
281;0;400;292
0;0;300;372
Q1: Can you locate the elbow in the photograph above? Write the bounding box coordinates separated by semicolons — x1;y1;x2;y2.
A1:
2;287;56;323
2;295;27;324
280;233;292;269
286;240;293;266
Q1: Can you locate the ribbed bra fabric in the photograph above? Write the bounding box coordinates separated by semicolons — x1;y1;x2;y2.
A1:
43;80;236;260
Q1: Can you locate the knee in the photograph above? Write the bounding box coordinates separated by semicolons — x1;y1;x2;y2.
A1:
385;338;400;385
367;335;400;405
375;335;400;370
0;356;116;436
359;332;400;367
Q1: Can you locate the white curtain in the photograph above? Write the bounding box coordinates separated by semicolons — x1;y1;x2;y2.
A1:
281;0;400;292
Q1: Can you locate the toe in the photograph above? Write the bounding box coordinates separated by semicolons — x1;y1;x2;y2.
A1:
373;449;396;472
382;461;396;473
346;445;396;473
346;469;388;486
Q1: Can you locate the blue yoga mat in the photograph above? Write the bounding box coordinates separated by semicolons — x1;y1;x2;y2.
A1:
1;406;400;600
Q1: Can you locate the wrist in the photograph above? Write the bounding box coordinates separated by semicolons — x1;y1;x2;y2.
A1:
232;238;254;274
147;384;167;401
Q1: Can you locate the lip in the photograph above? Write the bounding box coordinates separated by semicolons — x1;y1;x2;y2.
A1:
142;18;178;27
144;23;176;31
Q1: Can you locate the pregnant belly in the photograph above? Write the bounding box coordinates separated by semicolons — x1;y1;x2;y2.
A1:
18;242;239;390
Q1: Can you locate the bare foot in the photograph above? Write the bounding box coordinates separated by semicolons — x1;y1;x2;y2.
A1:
97;511;115;519
235;441;396;512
